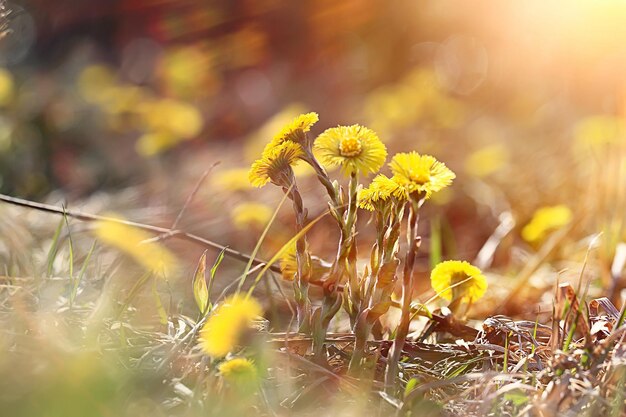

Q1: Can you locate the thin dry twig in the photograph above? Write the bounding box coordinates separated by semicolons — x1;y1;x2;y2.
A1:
0;192;281;273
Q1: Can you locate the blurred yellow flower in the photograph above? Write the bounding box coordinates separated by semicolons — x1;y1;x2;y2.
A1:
249;141;302;187
77;65;117;104
199;295;263;358
135;132;179;157
430;260;487;303
218;357;258;383
231;202;273;230
521;205;573;244
135;99;203;157
93;215;177;277
389;152;456;199
464;144;509;178
211;169;253;192
357;174;402;211
140;98;204;139
574;115;624;151
314;125;387;175
264;112;318;153
0;68;14;106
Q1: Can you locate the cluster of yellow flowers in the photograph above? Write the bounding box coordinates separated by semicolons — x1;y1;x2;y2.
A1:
242;111;489;377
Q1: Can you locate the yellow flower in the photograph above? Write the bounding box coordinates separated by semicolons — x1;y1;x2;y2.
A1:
389;152;455;199
93;215;177;277
264;112;319;153
464;144;509;178
279;242;330;282
211;168;253;192
218;357;258;384
314;124;387;175
231;202;273;230
279;242;297;281
430;260;487;303
574;115;624;151
521;205;573;244
199;295;263;358
249;141;302;187
244;104;308;161
357;174;402;211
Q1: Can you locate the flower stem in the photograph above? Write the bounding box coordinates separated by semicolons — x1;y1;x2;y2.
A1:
384;197;422;393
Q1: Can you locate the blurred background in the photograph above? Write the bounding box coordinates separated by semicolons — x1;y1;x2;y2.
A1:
1;0;626;313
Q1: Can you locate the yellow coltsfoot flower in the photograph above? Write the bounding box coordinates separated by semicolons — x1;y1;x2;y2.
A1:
430;260;487;303
521;205;572;244
218;357;258;381
199;295;263;358
314;124;387;175
263;112;319;153
389;152;456;199
248;141;303;187
357;174;403;211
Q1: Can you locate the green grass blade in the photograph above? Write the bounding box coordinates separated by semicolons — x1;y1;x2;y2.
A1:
46;217;65;277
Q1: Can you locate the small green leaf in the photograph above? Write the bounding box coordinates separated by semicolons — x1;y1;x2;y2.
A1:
46;217;65;276
207;248;226;307
504;390;529;406
192;250;209;315
404;378;419;398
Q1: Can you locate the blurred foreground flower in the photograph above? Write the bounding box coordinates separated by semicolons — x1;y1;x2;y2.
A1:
430;260;487;303
314;125;387;175
93;215;177;277
389;152;456;199
199;295;262;358
218;357;258;386
522;205;573;244
231;202;272;230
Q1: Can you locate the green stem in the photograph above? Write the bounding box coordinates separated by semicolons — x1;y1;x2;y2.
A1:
384;197;422;393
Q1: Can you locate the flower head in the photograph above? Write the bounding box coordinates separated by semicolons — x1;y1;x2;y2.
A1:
218;357;258;384
264;112;319;152
279;241;331;282
249;141;303;187
279;242;298;281
522;205;572;244
199;295;263;358
358;174;403;211
314;125;387;175
431;260;487;303
389;152;455;199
